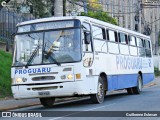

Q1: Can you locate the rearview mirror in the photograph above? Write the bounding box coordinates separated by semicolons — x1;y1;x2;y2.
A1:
84;32;91;44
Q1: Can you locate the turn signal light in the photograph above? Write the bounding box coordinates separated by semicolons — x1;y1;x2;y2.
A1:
76;74;81;79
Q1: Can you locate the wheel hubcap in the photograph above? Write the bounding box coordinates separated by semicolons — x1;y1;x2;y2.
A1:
138;77;142;91
98;83;104;99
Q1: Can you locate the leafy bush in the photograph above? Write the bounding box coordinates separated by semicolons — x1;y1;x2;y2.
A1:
80;11;118;25
0;50;12;98
154;67;160;76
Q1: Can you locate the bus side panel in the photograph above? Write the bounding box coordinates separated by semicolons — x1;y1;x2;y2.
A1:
142;73;154;85
107;75;118;90
107;73;154;91
107;74;137;91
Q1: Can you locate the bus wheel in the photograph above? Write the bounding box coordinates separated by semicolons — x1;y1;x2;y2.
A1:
127;88;133;94
90;77;105;104
40;97;55;108
132;74;143;94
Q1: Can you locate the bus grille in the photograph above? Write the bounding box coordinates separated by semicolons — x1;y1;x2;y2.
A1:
32;76;55;81
32;86;58;91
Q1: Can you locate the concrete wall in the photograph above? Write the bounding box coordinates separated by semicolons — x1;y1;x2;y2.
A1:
0;42;6;51
0;42;13;53
153;55;160;69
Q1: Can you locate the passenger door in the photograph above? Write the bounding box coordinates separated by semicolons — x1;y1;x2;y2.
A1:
92;25;108;75
82;22;94;76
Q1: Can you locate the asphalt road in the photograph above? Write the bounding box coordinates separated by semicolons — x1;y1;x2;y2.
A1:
1;79;160;120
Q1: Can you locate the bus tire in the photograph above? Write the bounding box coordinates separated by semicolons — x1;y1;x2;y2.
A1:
90;76;105;104
40;97;55;108
127;88;133;94
132;74;143;94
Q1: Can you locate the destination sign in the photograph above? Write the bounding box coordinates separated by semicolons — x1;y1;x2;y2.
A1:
17;20;80;33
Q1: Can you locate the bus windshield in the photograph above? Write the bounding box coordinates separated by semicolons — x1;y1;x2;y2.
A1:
13;28;81;66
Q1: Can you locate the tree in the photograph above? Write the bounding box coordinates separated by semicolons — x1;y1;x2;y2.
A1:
80;11;118;25
28;0;66;18
88;0;102;10
27;0;51;18
0;0;3;5
50;0;55;16
79;0;117;25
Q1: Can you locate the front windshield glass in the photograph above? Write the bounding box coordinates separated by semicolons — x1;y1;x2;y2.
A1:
13;28;81;66
14;33;43;66
43;29;81;64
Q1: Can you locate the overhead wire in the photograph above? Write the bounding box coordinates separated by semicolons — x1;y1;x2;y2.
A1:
149;18;160;24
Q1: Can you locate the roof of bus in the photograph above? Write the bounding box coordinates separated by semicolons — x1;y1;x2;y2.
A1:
17;16;150;39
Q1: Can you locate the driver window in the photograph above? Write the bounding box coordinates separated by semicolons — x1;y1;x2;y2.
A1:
82;22;92;52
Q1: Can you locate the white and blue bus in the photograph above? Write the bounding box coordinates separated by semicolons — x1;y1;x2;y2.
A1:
11;16;154;107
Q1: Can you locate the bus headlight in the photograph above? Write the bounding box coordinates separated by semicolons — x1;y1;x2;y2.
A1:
67;74;73;80
15;77;27;83
16;78;23;83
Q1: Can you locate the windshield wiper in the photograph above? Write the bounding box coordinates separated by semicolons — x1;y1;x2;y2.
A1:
25;44;40;68
44;50;61;66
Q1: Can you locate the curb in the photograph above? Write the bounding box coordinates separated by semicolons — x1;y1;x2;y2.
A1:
0;103;40;111
0;97;81;111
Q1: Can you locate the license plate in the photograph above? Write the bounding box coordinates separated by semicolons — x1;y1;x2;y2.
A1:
38;91;50;96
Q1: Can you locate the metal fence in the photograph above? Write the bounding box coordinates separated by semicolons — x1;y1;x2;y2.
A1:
0;8;33;44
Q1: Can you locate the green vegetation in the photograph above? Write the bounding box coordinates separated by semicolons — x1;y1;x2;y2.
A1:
80;11;118;25
79;0;118;25
0;39;5;43
0;50;12;98
27;0;51;18
154;67;160;76
88;0;102;10
0;0;3;4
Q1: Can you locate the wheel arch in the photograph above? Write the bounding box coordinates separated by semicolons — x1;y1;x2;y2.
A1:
138;71;143;84
100;72;108;91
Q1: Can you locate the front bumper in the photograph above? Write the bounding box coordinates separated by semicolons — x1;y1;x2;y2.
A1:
11;79;97;99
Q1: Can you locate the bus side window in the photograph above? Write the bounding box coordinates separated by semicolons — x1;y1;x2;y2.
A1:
106;30;109;40
137;37;145;57
92;26;106;40
107;30;117;42
107;30;119;54
144;40;152;57
118;32;128;44
82;22;92;52
128;36;136;46
137;37;143;47
128;35;137;56
102;29;106;40
119;32;129;55
92;25;107;52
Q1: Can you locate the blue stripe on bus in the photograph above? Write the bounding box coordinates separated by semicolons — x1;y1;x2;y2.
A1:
107;73;154;91
142;73;154;85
